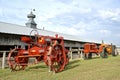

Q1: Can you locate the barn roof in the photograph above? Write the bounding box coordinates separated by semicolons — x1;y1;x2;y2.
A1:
0;21;87;43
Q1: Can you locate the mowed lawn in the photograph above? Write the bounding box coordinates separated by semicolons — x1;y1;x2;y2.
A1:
0;55;120;80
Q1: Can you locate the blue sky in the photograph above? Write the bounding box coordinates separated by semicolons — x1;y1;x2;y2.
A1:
0;0;120;46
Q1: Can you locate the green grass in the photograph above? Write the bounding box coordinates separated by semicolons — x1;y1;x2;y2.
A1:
0;55;120;80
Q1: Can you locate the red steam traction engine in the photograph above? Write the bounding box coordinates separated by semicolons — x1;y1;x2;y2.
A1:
7;30;69;73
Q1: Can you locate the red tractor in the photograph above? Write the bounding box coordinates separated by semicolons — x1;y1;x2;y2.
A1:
7;30;69;73
83;42;116;59
83;43;98;59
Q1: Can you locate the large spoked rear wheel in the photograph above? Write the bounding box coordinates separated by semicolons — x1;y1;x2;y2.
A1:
100;47;108;58
88;53;92;59
111;45;117;56
51;44;66;73
7;48;28;71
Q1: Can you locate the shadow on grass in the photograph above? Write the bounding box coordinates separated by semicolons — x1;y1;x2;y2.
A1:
91;56;100;60
25;64;48;72
84;56;100;60
64;60;80;71
69;59;80;64
28;64;47;69
26;60;81;72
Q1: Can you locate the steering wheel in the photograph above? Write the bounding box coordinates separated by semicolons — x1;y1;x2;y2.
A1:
30;29;39;42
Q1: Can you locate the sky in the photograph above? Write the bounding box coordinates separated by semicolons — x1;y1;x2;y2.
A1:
0;0;120;46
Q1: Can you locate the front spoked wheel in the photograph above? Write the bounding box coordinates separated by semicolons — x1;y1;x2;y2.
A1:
7;48;28;71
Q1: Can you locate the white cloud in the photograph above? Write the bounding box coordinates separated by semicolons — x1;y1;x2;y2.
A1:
97;8;120;21
0;8;3;16
115;33;120;37
99;29;111;36
51;26;81;35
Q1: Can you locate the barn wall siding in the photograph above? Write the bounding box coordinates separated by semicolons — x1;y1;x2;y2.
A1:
0;33;26;45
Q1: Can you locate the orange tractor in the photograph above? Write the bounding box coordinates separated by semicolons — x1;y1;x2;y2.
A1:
83;42;117;59
7;30;69;73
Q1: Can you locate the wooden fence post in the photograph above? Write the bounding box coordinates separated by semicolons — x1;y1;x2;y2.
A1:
70;47;72;60
2;51;6;69
80;50;83;59
78;48;80;58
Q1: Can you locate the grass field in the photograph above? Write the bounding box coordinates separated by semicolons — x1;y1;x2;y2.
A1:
0;55;120;80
